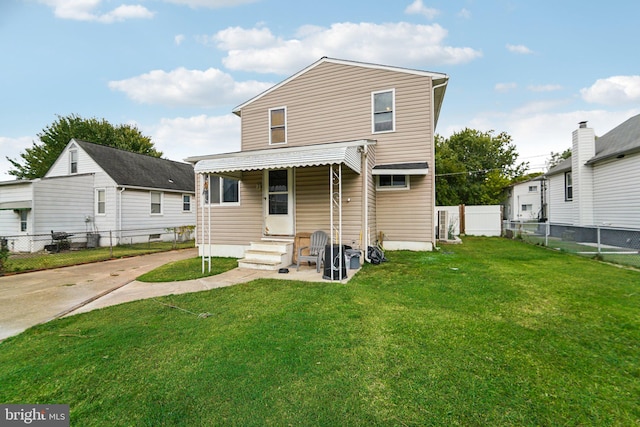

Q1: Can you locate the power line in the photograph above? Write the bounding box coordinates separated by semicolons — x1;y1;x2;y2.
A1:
435;168;504;177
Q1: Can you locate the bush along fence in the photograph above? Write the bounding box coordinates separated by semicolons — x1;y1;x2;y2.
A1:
503;221;640;268
0;225;195;275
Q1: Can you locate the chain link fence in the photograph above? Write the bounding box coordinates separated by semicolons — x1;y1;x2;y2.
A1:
0;225;195;275
503;221;640;268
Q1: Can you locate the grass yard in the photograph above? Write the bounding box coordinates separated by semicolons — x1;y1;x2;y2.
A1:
0;237;638;426
4;240;195;274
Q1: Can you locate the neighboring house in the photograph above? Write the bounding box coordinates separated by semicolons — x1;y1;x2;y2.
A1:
0;139;196;252
187;57;449;270
503;176;546;222
545;115;640;229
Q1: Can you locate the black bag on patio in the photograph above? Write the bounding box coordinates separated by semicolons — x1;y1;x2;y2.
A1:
367;246;386;265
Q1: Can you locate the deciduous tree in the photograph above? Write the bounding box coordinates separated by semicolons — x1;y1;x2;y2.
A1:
7;114;162;179
435;128;528;205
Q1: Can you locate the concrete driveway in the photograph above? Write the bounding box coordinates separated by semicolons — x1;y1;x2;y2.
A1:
0;249;354;342
0;249;197;341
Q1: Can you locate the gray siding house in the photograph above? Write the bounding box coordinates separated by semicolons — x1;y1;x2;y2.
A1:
0;139;196;252
187;57;449;270
545;115;640;229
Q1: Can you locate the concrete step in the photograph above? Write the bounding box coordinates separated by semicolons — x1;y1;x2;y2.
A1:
238;258;284;271
249;240;292;253
243;249;287;263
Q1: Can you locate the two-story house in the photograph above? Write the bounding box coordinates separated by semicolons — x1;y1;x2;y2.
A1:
504;176;546;222
187;57;449;270
0;139;196;252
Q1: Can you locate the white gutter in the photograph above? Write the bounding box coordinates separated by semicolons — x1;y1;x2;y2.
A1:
431;78;449;249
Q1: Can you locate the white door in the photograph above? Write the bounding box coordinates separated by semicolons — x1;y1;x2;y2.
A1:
264;169;294;236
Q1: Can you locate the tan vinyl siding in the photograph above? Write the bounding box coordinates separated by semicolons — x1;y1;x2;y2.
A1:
295;166;364;247
366;145;377;246
240;61;434;167
196;171;263;245
376;174;433;243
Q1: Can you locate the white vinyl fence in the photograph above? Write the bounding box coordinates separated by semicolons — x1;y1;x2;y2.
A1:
437;205;503;238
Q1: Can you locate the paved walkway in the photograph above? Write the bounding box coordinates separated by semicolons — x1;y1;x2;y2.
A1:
0;249;356;341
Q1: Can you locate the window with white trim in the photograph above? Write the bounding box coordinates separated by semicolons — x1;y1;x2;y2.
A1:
564;172;573;201
521;204;532;212
19;210;28;232
269;107;287;144
377;174;408;190
203;175;239;205
372;89;395;133
96;189;106;215
150;191;163;214
528;185;538;192
182;194;191;212
70;149;78;174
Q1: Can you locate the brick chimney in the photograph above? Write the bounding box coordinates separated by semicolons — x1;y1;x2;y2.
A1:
571;121;595;226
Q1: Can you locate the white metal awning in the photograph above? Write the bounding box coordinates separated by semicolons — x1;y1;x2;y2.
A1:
193;140;375;176
372;162;429;175
0;200;32;210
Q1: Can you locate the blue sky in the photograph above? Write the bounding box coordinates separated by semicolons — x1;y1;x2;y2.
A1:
1;0;639;180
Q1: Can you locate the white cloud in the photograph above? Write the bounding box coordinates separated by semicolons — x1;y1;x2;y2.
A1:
214;22;482;74
495;82;517;92
38;0;154;22
506;44;533;54
174;34;186;45
108;67;273;107
580;76;640;105
443;107;640;173
404;0;439;19
458;8;471;19
213;26;277;50
527;84;563;92
0;136;34;181
145;114;241;162
162;0;258;8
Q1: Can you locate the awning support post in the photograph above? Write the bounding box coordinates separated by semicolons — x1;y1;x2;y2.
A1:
329;163;344;281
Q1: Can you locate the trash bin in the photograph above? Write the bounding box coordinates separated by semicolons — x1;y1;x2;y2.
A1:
86;233;100;248
345;249;361;269
323;245;348;280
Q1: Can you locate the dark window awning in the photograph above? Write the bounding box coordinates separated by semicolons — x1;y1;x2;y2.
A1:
0;200;32;210
372;162;429;175
193;140;375;177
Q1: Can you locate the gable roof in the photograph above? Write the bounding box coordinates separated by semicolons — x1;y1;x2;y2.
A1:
546;114;640;176
545;157;572;176
231;56;449;127
586;113;640;164
74;140;194;192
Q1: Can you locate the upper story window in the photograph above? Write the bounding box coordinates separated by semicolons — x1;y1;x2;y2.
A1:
70;149;78;174
377;174;408;190
183;194;191;212
151;191;163;214
96;189;106;215
372;89;395;133
203;175;239;205
564;172;573;201
269;107;287;144
528;185;538;192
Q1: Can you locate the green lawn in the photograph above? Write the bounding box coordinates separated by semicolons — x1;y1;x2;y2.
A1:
4;240;195;274
0;237;638;426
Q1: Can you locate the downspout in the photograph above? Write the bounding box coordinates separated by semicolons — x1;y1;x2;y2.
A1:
431;78;449;250
362;144;370;263
118;187;125;244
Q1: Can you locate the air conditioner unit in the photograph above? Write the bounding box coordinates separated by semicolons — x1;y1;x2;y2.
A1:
437;210;448;240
